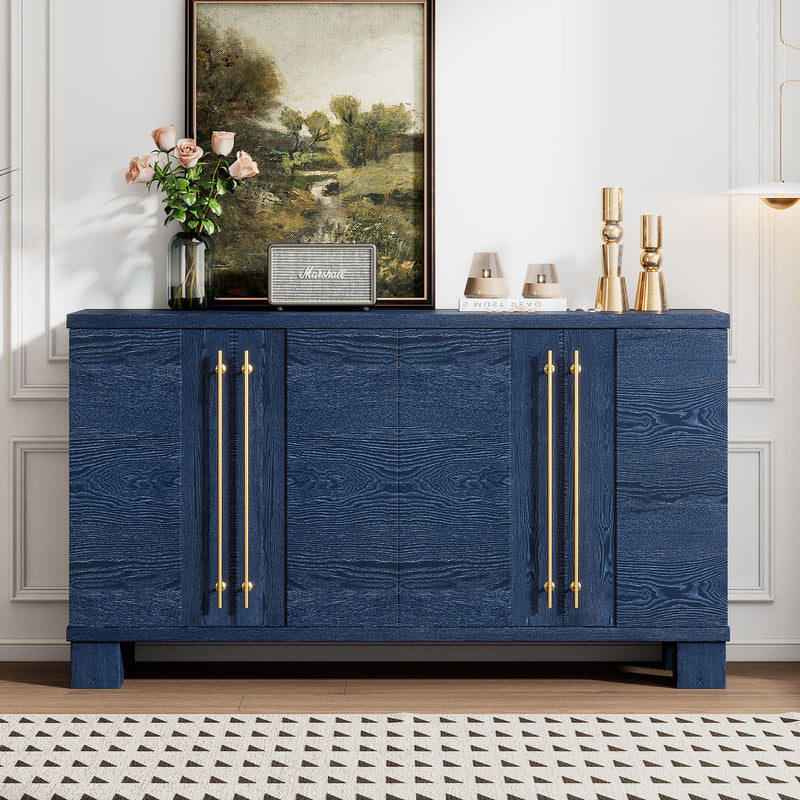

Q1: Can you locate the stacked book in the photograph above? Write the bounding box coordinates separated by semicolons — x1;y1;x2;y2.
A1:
458;297;568;312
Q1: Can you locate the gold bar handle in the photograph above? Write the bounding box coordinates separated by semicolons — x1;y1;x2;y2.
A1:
543;350;555;608
569;350;581;608
241;351;254;607
214;351;227;609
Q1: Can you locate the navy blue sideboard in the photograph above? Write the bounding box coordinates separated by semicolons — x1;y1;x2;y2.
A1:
66;309;729;689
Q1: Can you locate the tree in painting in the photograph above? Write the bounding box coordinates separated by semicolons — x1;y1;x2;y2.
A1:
196;18;283;132
194;3;426;301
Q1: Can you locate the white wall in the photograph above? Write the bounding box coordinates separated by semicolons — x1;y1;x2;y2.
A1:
0;0;796;661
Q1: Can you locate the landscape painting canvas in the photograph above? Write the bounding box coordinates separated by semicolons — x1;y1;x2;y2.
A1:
188;0;433;305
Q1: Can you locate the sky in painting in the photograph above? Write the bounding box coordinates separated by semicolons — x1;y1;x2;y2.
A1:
197;2;425;129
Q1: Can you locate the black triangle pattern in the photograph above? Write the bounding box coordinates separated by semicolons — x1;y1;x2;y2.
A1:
0;714;797;799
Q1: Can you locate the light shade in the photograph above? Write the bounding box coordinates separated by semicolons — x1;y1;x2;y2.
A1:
463;252;509;298
522;264;561;298
727;181;800;209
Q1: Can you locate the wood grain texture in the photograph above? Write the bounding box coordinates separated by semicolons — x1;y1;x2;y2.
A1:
616;551;727;626
511;332;615;628
67;309;730;331
69;329;183;629
182;331;286;628
616;330;728;628
68;316;730;685
8;662;800;714
11;662;800;714
234;331;286;627
562;331;615;627
674;642;726;689
70;643;124;689
286;330;398;627
66;625;730;642
398;331;512;627
511;331;564;627
182;331;234;628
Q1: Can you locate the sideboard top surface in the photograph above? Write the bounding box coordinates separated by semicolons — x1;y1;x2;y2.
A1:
67;308;729;330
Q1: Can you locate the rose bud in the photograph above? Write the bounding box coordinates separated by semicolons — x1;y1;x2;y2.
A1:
211;131;236;156
151;124;177;151
175;138;204;169
228;150;259;179
125;155;156;184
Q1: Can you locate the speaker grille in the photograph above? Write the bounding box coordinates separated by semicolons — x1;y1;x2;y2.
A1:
268;244;376;305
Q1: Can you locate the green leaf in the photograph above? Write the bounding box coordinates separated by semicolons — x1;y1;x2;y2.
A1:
187;219;199;230
176;178;190;191
202;219;215;235
208;199;222;216
172;209;187;223
184;193;197;207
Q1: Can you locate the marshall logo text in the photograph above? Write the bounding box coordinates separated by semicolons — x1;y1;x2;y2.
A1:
297;267;346;280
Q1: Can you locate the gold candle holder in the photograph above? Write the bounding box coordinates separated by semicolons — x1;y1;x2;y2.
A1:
595;187;629;312
634;214;668;312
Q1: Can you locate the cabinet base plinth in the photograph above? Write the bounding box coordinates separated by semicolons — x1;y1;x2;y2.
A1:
70;642;125;689
674;642;726;689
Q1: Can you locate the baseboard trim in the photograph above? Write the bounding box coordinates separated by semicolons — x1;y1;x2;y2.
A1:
0;641;70;661
727;641;800;661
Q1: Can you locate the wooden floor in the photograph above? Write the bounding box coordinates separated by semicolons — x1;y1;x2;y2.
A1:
0;661;797;714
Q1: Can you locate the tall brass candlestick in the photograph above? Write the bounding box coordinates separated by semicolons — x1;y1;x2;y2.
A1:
595;187;629;312
634;214;668;312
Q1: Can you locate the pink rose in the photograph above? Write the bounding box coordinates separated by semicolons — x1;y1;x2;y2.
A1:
175;138;203;169
125;155;155;184
228;150;259;179
151;124;177;151
211;131;235;156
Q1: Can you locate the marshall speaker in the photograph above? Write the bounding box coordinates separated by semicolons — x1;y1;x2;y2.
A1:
268;243;377;307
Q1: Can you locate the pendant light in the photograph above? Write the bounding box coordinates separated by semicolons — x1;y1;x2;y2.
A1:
729;0;800;209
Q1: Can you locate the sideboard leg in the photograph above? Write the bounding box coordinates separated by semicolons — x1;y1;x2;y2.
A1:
674;642;726;689
70;642;125;689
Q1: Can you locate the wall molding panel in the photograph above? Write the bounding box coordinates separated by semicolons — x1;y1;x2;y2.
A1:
728;438;775;603
8;0;68;400
728;0;776;399
43;0;65;365
9;437;69;602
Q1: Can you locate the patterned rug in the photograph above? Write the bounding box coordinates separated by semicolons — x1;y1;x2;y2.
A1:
0;713;798;800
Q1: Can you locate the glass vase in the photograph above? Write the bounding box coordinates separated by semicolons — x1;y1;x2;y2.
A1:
168;231;213;310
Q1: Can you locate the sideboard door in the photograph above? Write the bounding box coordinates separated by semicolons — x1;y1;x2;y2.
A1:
616;329;728;628
286;330;399;627
398;331;513;627
70;329;184;628
511;331;615;627
181;330;234;628
182;331;285;628
561;330;615;627
511;330;565;627
233;330;286;627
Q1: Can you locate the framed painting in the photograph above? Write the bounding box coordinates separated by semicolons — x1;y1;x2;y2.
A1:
186;0;434;307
